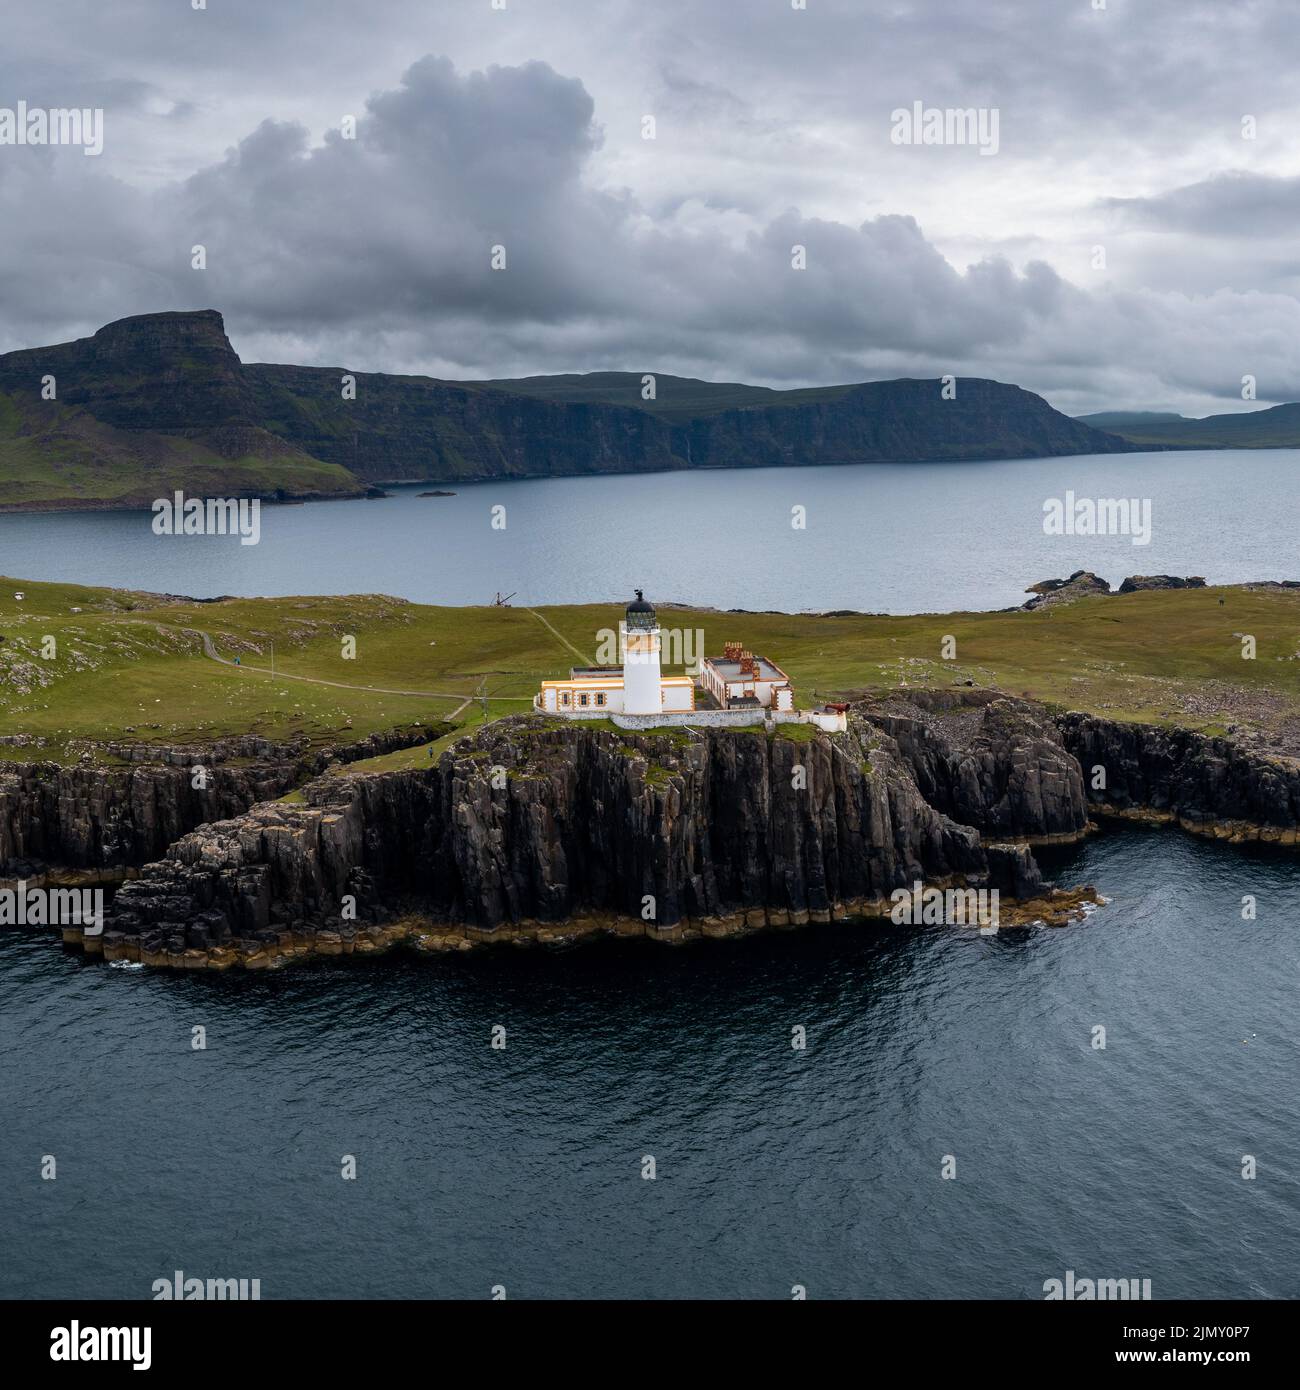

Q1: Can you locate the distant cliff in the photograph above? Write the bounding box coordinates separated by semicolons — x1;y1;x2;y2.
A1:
0;310;1137;509
0;311;362;509
1076;404;1300;449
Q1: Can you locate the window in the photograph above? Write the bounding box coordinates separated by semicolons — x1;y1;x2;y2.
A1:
595;692;606;707
561;692;571;707
579;693;589;707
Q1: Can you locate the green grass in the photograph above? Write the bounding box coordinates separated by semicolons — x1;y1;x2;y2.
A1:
0;392;360;509
773;721;823;742
3;576;1299;765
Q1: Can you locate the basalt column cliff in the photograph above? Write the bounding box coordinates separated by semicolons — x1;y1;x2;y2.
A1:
94;699;1087;967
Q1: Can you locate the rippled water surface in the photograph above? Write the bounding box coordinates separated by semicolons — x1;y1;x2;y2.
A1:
3;450;1300;611
4;826;1298;1299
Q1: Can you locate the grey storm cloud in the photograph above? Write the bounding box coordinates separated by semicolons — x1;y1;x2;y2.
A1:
1103;172;1300;238
4;0;1300;412
0;55;1068;363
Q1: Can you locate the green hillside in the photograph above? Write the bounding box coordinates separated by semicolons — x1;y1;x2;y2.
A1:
4;577;1299;767
0;390;359;510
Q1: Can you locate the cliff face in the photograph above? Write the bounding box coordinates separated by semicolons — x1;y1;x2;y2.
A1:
34;693;1300;969
1059;714;1300;837
250;365;1134;484
101;713;1051;961
675;378;1133;472
0;310;254;433
246;363;683;482
0;726;442;875
860;690;1090;840
0;311;364;509
0;311;1137;509
0;760;296;873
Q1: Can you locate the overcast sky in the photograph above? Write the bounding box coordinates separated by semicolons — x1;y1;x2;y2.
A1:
2;0;1297;414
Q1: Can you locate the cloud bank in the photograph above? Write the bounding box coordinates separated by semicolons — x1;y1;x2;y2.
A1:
3;0;1300;414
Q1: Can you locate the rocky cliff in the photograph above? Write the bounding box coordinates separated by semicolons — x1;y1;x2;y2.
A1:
0;725;443;876
0;311;364;510
0;759;296;875
248;363;1137;482
246;362;683;482
34;691;1300;970
671;377;1133;472
98;711;1062;968
1059;713;1300;840
858;690;1090;840
0;310;256;433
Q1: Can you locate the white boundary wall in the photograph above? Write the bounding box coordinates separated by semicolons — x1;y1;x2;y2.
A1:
533;707;847;733
611;708;846;732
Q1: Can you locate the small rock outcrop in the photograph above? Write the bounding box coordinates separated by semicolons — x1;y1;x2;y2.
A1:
1117;575;1207;593
1024;571;1211;609
1023;571;1112;609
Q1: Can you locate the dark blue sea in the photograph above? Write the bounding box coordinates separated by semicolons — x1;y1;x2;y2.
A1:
4;825;1297;1299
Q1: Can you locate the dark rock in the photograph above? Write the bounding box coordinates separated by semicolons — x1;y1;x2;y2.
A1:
44;697;1300;962
1059;713;1300;829
103;711;1074;945
1117;575;1207;593
859;690;1090;839
1022;571;1112;610
0;725;442;874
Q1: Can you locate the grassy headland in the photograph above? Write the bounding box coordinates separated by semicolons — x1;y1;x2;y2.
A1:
2;577;1299;767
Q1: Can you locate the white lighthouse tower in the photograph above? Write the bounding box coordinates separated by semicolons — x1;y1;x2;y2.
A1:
619;590;663;715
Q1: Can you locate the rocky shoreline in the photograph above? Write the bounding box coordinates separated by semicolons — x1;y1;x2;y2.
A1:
11;690;1300;971
66;885;1104;970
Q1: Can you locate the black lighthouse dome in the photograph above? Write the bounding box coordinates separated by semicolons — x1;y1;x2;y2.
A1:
625;588;657;629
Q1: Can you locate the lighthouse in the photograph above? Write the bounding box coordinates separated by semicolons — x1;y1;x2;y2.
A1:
619;589;663;714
